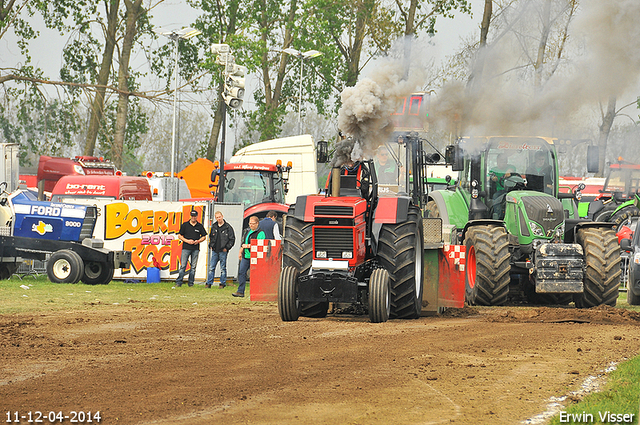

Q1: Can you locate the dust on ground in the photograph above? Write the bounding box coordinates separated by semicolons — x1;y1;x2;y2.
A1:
1;303;639;424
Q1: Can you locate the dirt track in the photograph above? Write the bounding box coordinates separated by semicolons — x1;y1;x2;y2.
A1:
1;303;640;425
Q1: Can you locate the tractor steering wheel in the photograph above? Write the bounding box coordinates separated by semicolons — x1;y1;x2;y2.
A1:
499;173;525;191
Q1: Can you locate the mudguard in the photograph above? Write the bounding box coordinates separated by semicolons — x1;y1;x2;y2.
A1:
428;189;470;230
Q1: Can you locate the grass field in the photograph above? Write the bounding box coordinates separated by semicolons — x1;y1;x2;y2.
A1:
0;275;253;314
548;356;640;425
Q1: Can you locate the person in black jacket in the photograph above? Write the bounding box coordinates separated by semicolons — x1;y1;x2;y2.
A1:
175;210;207;287
204;211;236;288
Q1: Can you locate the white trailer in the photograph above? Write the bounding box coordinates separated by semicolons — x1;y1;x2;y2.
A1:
230;135;321;204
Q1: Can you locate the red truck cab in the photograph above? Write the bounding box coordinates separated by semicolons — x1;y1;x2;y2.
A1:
37;155;118;196
51;175;152;202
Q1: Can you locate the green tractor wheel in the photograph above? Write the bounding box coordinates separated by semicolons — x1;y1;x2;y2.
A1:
282;214;329;318
608;205;640;231
464;226;510;306
575;228;621;308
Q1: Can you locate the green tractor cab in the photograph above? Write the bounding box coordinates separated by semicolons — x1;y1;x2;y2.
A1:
430;136;621;307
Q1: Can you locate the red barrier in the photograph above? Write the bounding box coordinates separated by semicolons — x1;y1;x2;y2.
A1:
249;239;282;301
438;244;466;308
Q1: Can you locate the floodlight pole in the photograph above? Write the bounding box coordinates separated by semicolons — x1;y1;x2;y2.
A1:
298;57;304;134
218;101;227;203
171;36;179;178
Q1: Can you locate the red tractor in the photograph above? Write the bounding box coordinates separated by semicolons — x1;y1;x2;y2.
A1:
278;134;443;323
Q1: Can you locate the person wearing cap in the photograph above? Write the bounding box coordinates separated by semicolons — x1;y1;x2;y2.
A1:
175;210;207;287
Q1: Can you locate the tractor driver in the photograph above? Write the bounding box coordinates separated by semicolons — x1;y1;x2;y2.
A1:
325;159;371;199
489;153;516;195
489;153;516;219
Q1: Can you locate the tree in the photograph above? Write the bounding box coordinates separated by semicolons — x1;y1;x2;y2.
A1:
84;0;121;156
112;0;146;169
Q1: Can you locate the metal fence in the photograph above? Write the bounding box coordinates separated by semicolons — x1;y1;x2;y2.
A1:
12;258;48;279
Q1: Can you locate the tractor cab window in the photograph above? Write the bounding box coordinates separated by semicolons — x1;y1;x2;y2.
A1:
603;167;640;199
485;138;556;218
223;170;282;208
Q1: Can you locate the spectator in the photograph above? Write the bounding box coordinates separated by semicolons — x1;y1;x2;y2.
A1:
259;210;281;240
233;215;265;297
204;211;235;289
175;210;207;287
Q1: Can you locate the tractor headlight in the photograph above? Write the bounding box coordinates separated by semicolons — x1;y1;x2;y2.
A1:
316;251;327;258
73;165;86;175
634;252;640;265
530;221;545;237
342;251;353;259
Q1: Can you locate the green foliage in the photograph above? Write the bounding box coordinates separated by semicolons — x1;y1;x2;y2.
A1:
98;95;148;175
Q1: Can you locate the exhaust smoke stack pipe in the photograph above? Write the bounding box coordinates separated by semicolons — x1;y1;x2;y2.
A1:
331;167;341;197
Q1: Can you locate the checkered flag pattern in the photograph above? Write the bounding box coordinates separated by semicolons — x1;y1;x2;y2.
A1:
250;239;278;264
444;244;466;272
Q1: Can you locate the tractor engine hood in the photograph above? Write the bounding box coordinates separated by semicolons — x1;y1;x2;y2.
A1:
508;192;564;237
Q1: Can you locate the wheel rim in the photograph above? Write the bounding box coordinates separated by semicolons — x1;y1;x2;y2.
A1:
414;237;423;296
85;262;102;279
466;246;476;289
53;259;72;280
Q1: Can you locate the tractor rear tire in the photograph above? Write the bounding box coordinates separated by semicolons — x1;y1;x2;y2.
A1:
628;287;640;306
281;214;328;318
464;226;510;306
575;228;621;308
82;261;114;285
47;250;84;284
608;205;640;231
377;207;423;319
278;266;300;321
368;269;391;323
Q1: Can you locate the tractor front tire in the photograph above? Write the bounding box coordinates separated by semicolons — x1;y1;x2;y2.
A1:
608;205;640;231
82;261;114;285
465;226;510;306
575;228;621;308
377;207;424;319
281;214;328;318
47;250;84;284
278;266;300;321
368;269;391;323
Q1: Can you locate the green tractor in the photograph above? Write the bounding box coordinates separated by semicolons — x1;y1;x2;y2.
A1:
426;136;621;307
586;160;640;229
